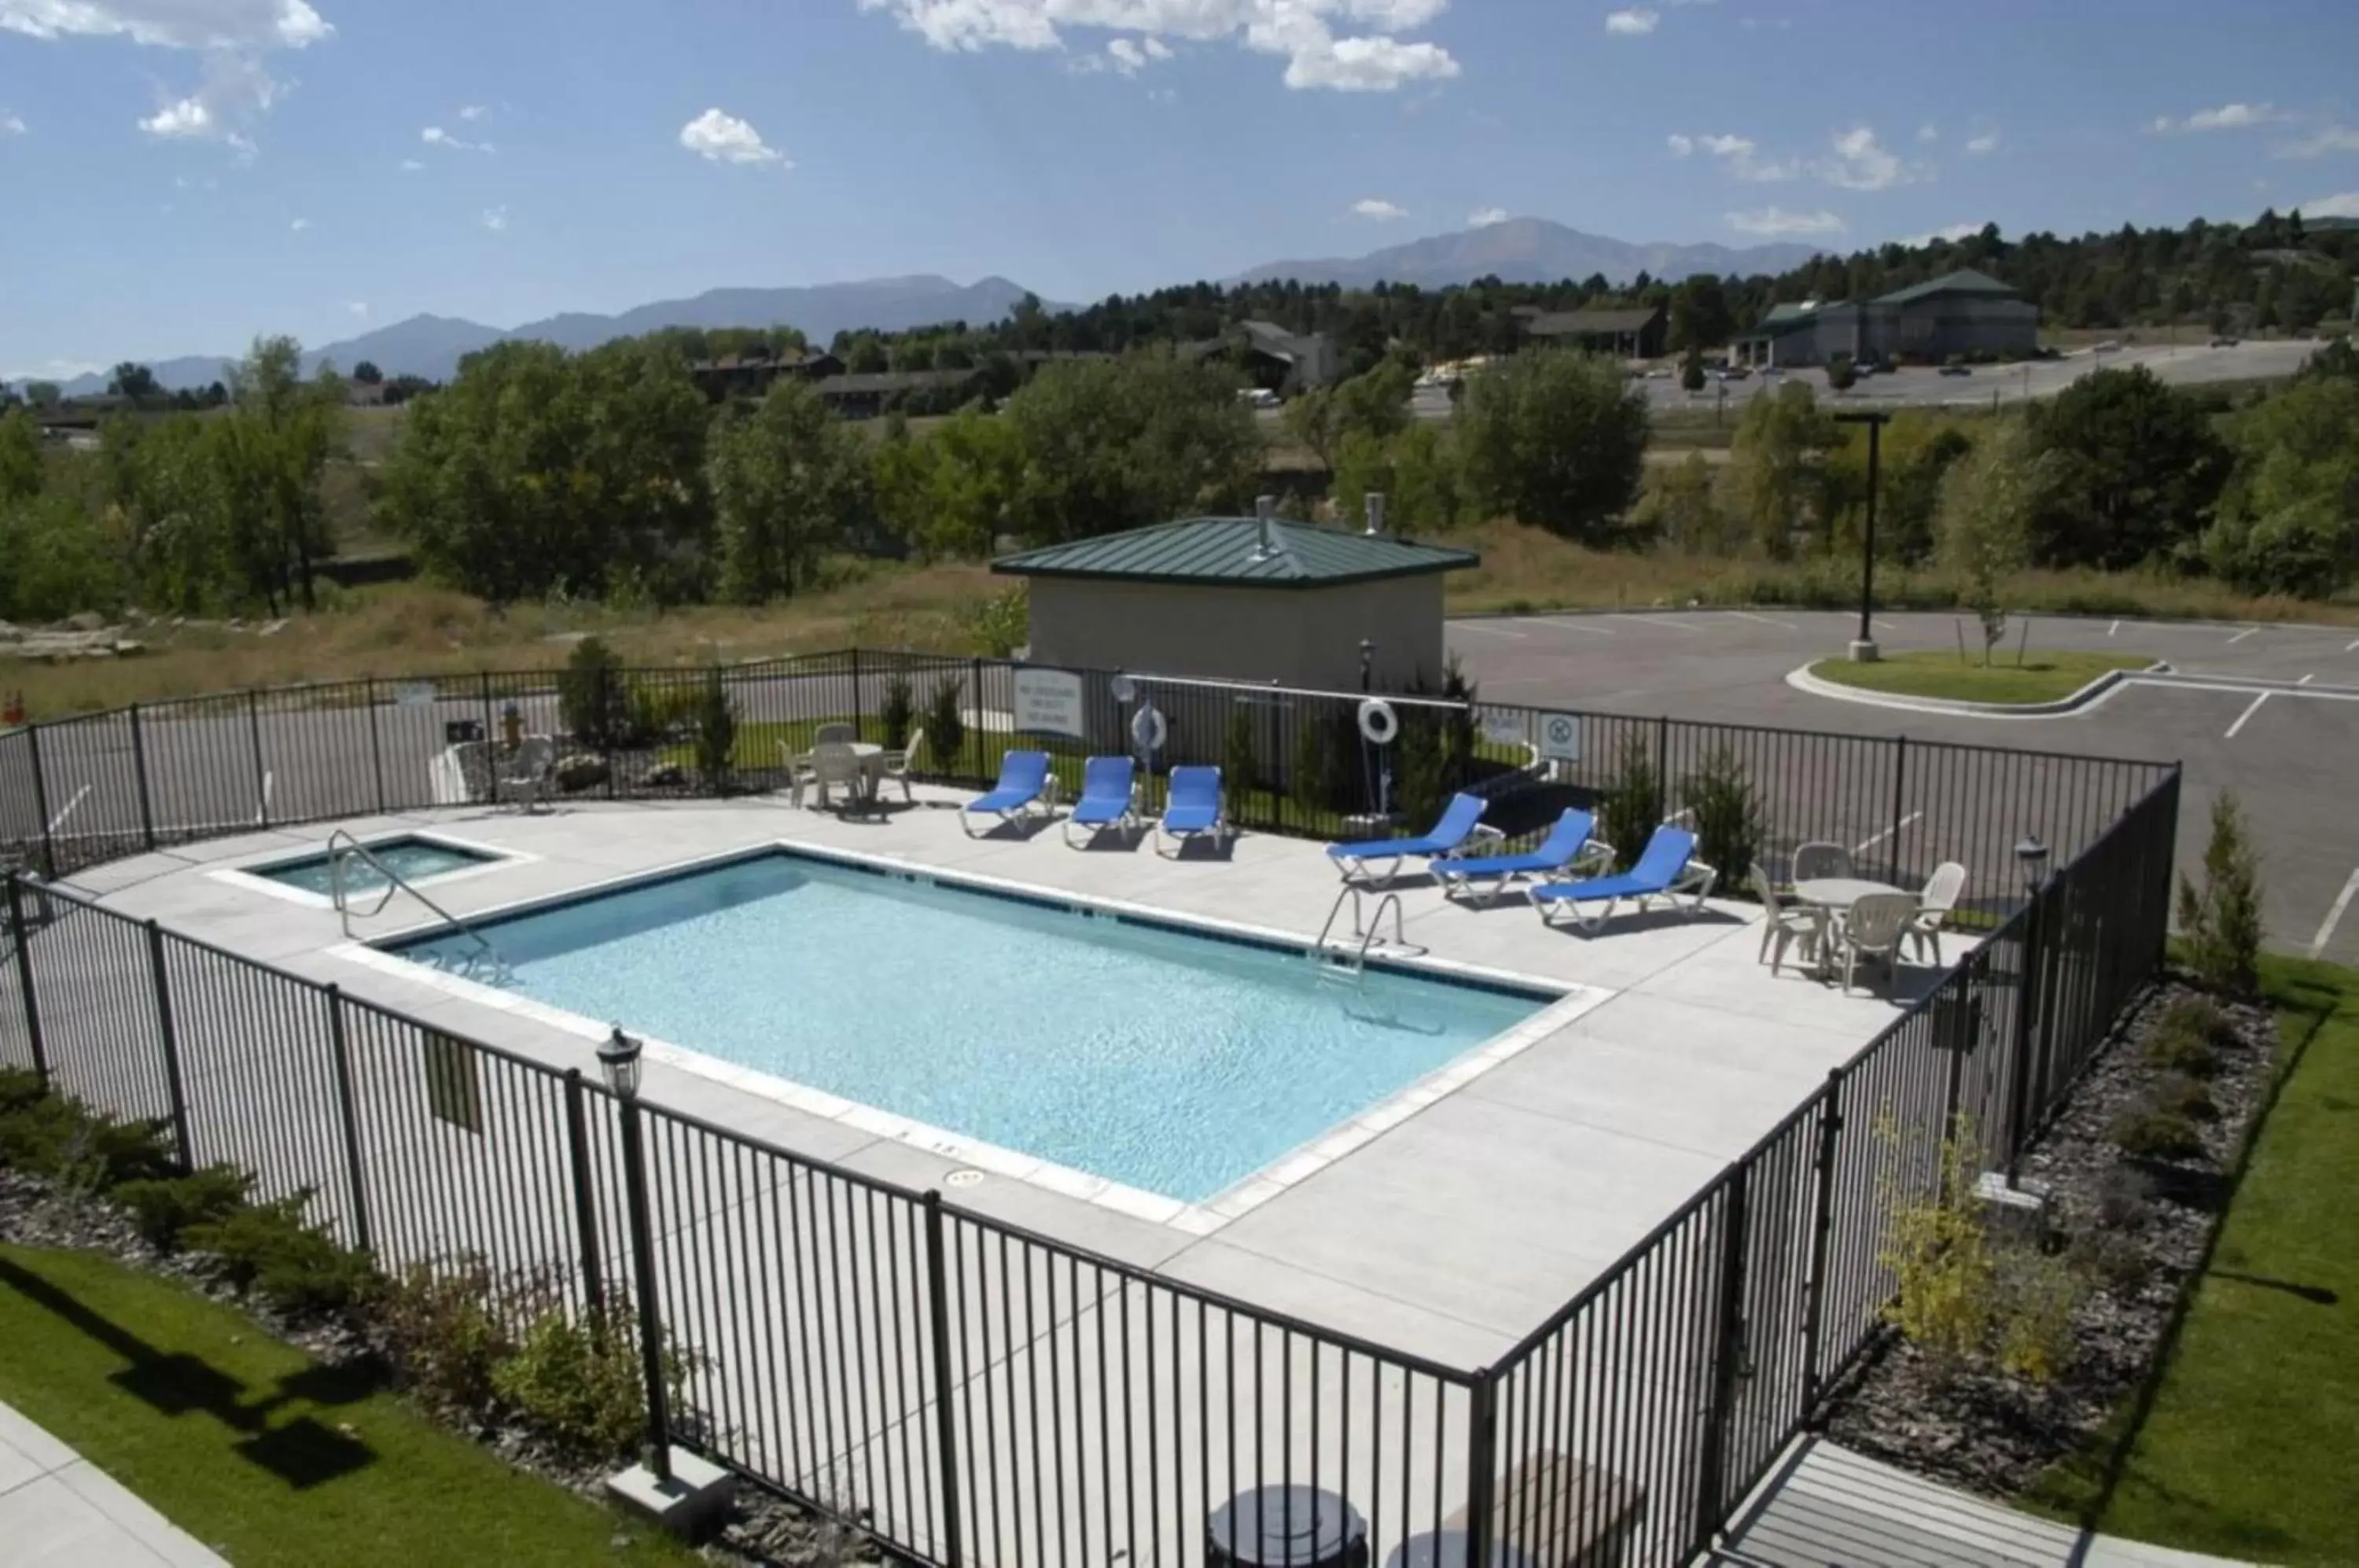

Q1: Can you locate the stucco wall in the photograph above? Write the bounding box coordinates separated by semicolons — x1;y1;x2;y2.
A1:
1026;574;1447;692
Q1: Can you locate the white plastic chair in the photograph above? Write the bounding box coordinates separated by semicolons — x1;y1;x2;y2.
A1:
495;736;556;813
877;728;926;805
1908;861;1968;962
1753;867;1825;976
1834;892;1917;993
815;722;858;747
780;742;818;808
1791;841;1853;883
812;742;869;813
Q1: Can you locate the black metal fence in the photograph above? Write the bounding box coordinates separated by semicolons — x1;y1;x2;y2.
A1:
0;656;2182;1566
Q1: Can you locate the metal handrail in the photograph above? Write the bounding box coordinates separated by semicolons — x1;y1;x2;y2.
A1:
1312;885;1412;977
1353;893;1406;970
326;830;510;983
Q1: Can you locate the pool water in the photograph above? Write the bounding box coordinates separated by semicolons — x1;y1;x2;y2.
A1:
391;852;1551;1203
258;836;499;896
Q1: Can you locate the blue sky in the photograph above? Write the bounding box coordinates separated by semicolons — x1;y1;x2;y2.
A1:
6;0;2359;379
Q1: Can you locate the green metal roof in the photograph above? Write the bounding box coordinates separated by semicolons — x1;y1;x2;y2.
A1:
992;517;1479;589
1871;267;2022;306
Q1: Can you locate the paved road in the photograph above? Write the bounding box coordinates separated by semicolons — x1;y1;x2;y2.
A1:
1447;608;2359;963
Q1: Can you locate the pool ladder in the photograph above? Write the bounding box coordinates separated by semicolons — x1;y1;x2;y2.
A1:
1312;886;1410;984
327;830;513;986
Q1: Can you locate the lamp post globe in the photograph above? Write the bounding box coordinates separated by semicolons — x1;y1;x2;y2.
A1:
599;1025;642;1100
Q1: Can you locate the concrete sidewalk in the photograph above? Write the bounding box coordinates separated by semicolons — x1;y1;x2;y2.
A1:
0;1401;225;1566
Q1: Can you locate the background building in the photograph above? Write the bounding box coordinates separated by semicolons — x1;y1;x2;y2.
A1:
1733;269;2039;366
1519;304;1667;359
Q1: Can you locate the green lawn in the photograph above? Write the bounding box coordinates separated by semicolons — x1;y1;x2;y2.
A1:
1810;648;2153;705
2028;955;2359;1565
0;1245;699;1568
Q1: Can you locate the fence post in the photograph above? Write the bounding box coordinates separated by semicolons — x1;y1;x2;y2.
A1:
1654;713;1671;800
25;722;55;879
143;919;194;1174
968;657;984;782
922;1191;967;1568
1462;1367;1500;1566
1886;735;1908;885
849;649;865;740
1695;1161;1752;1548
1798;1070;1844;1413
2005;888;2045;1183
322;985;373;1253
129;705;157;852
6;874;50;1088
366;680;389;815
562;1069;608;1323
479;672;496;766
247;689;269;829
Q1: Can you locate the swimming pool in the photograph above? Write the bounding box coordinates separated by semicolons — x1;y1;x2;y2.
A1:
388;851;1555;1205
253;834;502;897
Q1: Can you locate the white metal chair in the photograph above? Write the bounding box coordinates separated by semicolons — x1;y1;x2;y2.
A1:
1908;861;1968;963
877;728;926;805
1832;892;1917;994
1753;867;1825;976
1790;841;1853;883
495;736;556;813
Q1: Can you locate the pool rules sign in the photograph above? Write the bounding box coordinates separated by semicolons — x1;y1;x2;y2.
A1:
1013;668;1086;738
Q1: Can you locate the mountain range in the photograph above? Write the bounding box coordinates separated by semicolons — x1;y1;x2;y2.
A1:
35;220;1824;393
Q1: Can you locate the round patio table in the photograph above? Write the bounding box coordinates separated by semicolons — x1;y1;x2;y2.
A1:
1793;876;1905;909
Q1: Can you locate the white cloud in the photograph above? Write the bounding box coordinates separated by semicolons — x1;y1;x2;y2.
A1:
421;123;490;153
1467;205;1508;226
1353;197;1409;220
347;300;368;316
2278;125;2359;158
2151;101;2280;134
1964;129;1999;155
0;0;329;50
1668;130;1795;182
1604;8;1658;34
2301;191;2359;219
457;103;485;120
1817;125;1910;190
1903;221;1982;246
0;109;22;134
399;156;424;171
138;95;212;137
1916;123;1936;143
856;0;1458;93
679;106;789;166
1727;206;1844;237
480;204;507;231
1106;33;1172;72
288;215;308;230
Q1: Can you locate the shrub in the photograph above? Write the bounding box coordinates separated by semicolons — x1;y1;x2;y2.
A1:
2111;1105;2205;1162
624;678;698;745
1682;745;1761;893
0;1088;176;1193
1290;703;1355;819
2150;1071;2218;1123
380;1258;515;1415
114;1165;253;1252
0;1067;46;1116
184;1191;377;1316
1990;1244;2086;1382
557;636;631;752
491;1301;651;1461
1223;702;1260;797
922;678;965;774
878;675;915;752
2158;994;2237;1050
691;670;737;790
2176;792;2263;997
1878;1121;1995;1375
1599;731;1663;872
2070;1229;2155;1297
2144;1011;2221;1079
2090;1166;2154;1231
964;584;1028;657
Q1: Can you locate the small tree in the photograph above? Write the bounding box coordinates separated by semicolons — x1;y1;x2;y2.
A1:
1827;354;1858;392
2177;791;2263;997
1683;746;1762;893
1224;701;1260;798
922;679;966;776
878;674;916;751
1680;350;1707;395
692;670;737;792
1599;731;1663;871
1936;419;2042;665
557;636;631;752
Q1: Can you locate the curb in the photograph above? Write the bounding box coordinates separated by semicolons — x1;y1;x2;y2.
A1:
1783;661;2173;720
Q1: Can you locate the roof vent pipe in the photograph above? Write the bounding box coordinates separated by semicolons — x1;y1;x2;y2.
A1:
1364;492;1388;538
1253;494;1277;559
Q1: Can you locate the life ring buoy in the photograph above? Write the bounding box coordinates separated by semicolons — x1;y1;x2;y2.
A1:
1131;704;1168;753
1357;698;1399;746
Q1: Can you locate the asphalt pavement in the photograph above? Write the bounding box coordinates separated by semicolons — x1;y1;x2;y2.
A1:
1447;608;2359;963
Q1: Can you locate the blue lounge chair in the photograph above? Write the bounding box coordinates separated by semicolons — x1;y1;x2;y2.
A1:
1062;756;1139;847
1154;765;1227;856
1434;808;1613;907
1325;793;1492;886
959;749;1055;837
1529;824;1717;933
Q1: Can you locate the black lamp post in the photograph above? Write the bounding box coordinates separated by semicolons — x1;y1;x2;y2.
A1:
599;1025;673;1484
2005;836;2051;1183
1833;410;1890;661
1358;639;1375;694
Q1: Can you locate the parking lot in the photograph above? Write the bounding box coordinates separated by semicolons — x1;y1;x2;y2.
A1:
1448;608;2359;964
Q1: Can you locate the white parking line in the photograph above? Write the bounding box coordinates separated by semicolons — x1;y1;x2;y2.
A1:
2313;867;2359;959
2228;626;2258;645
46;784;90;834
1607;614;1702;633
1853;811;1923;856
2300;673;2316;686
1722;611;1798;631
2225;692;2270;738
2108;620;2120;637
1512;617;1614;636
1452;621;1527;639
2347;638;2359;653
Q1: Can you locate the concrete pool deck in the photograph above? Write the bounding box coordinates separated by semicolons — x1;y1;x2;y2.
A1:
57;789;1950;1372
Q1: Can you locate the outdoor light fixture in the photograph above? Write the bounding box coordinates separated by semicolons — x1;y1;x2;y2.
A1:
2014;834;2051;893
600;1025;643;1100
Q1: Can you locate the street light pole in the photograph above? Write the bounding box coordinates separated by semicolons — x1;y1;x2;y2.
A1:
600;1026;673;1485
1833;410;1889;662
